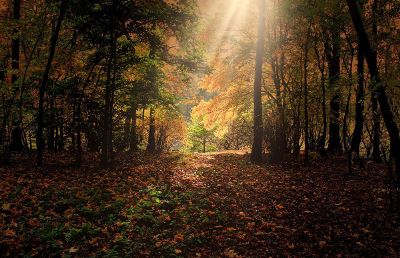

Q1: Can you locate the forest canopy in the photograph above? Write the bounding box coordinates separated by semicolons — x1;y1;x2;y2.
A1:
1;0;399;168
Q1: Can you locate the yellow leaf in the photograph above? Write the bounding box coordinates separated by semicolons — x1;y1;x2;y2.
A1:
2;203;10;211
174;249;182;254
69;247;79;253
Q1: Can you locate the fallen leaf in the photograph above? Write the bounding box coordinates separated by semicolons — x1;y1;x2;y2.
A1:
174;233;184;242
4;229;16;237
2;203;11;211
69;247;79;253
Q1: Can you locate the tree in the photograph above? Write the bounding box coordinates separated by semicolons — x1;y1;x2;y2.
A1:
346;0;400;179
37;0;68;166
327;5;343;153
188;118;216;153
251;0;265;163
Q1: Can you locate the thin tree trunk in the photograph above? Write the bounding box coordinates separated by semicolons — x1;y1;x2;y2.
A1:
11;0;20;88
350;44;364;157
59;106;64;150
327;24;342;153
371;95;381;161
130;105;138;151
76;98;82;165
9;0;24;152
147;107;156;152
314;39;327;155
346;0;400;183
303;24;311;164
36;0;67;166
76;62;97;166
108;30;117;163
19;12;47;126
124;109;132;150
47;93;55;150
101;6;117;168
371;0;381;162
251;0;265;163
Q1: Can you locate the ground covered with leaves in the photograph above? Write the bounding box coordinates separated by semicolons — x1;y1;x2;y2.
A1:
1;152;400;257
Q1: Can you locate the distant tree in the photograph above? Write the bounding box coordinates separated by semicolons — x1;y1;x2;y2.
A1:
188;118;216;153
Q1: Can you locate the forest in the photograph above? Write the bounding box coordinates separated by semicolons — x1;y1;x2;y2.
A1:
1;0;400;256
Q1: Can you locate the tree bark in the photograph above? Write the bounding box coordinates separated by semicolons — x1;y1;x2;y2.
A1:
129;105;138;151
350;44;364;157
371;0;381;162
147;107;156;152
371;95;381;161
9;0;24;152
315;39;327;155
303;24;311;164
327;24;342;153
251;0;265;163
101;4;117;168
346;0;400;179
124;109;132;150
36;0;67;166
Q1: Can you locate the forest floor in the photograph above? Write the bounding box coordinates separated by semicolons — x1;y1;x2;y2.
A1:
1;151;400;257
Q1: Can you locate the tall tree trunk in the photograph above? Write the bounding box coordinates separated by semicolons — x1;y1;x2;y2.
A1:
19;12;47;127
101;7;117;168
59;106;64;150
9;0;23;152
101;41;115;167
101;61;112;167
124;109;132;150
346;0;400;182
371;95;381;161
371;0;381;162
12;0;20;87
76;62;97;165
303;25;311;164
36;0;67;166
251;0;265;163
47;91;55;150
350;44;364;157
76;98;82;166
108;32;117;163
327;24;342;153
0;62;5;146
147;107;156;152
130;105;138;152
315;40;327;155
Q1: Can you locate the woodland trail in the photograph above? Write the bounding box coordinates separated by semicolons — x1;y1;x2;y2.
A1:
1;152;400;257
